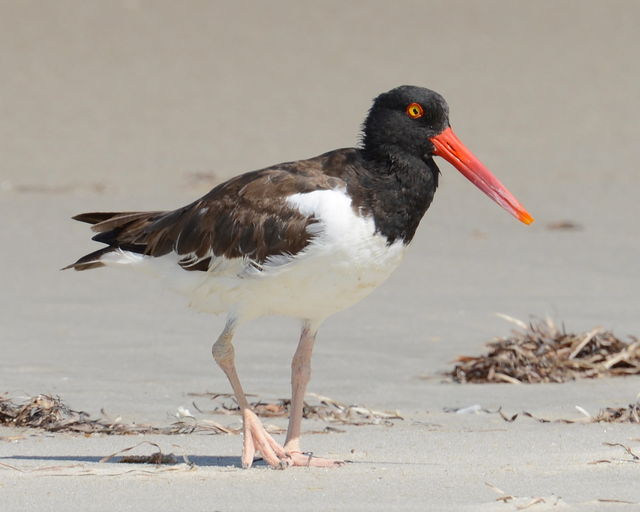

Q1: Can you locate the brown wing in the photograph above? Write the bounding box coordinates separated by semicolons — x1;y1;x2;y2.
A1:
66;152;350;272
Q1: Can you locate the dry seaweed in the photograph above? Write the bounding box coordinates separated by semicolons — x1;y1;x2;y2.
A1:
451;317;640;384
589;443;640;466
484;482;564;509
492;400;640;425
592;402;640;423
189;392;403;426
1;392;401;436
119;453;178;464
603;442;640;461
99;441;192;466
0;393;234;435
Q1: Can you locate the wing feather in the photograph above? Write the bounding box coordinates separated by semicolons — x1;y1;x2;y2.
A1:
66;152;352;272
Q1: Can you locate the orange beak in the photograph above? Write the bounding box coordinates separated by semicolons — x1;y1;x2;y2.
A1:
430;127;534;225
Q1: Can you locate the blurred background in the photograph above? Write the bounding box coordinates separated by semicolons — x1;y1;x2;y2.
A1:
1;1;638;414
3;1;638;195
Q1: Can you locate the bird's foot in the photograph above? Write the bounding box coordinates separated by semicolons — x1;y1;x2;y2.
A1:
241;410;343;469
241;409;288;469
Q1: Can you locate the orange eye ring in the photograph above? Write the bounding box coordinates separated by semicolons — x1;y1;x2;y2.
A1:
406;102;425;119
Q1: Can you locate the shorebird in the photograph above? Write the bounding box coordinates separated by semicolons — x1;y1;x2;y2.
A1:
66;85;533;468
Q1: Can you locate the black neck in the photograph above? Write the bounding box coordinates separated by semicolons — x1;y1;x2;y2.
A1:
352;148;439;244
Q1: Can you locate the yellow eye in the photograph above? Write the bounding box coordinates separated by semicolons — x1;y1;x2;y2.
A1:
406;102;425;119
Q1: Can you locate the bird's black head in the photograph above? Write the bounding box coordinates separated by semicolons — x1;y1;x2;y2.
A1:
362;85;450;161
361;85;534;225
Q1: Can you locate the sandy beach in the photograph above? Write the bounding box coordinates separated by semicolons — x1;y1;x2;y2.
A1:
1;1;639;510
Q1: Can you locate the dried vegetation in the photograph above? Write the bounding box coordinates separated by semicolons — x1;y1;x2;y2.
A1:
451;317;640;384
0;392;401;436
190;391;402;427
0;393;230;435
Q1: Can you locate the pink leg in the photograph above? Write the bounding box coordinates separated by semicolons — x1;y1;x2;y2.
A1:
212;317;287;468
283;321;343;467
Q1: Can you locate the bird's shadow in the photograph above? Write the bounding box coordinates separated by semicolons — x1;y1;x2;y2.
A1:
1;454;244;468
1;454;440;468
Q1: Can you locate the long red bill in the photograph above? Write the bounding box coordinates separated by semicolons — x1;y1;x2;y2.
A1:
430;127;534;225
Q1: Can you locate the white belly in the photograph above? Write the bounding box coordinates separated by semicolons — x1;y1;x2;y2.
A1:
104;189;407;322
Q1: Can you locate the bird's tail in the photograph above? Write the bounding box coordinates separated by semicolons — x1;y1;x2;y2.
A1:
63;211;163;271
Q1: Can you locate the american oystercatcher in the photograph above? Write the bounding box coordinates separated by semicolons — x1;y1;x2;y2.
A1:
66;85;533;468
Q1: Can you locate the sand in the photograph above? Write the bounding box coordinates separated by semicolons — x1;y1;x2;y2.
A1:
1;1;639;510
